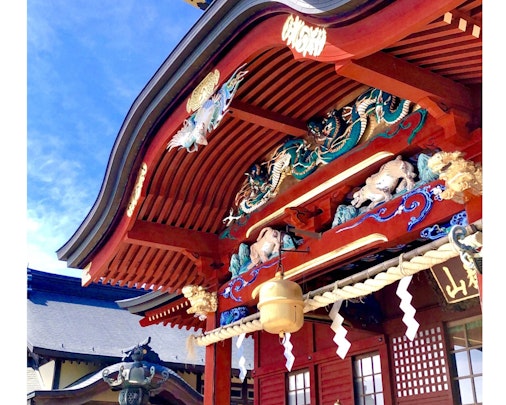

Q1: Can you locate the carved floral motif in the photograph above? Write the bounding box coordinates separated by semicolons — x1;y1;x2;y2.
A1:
186;69;220;113
282;14;327;57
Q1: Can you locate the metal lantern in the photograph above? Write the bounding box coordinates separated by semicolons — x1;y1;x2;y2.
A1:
103;341;169;405
254;277;304;337
118;386;149;405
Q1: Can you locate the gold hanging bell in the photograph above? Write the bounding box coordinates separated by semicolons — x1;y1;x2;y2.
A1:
253;275;304;337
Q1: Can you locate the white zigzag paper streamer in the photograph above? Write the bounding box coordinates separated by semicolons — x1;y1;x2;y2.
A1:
235;333;247;382
396;275;419;341
282;332;295;372
329;300;351;359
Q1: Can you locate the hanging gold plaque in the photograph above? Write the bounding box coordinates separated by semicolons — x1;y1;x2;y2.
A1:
430;256;480;303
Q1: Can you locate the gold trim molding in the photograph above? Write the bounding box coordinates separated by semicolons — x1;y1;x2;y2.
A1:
126;162;148;218
284;233;388;280
246;151;394;238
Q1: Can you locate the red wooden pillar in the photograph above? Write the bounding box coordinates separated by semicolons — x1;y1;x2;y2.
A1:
465;194;483;306
204;312;232;405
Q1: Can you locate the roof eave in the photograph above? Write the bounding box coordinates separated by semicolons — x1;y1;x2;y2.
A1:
55;0;390;269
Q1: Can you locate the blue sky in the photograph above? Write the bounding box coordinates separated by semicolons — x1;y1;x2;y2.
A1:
26;1;204;277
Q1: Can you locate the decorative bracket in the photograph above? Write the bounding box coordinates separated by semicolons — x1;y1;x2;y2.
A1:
427;151;482;204
286;225;321;240
182;285;218;320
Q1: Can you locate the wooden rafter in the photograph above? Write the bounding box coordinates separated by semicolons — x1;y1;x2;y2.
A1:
336;52;475;115
227;100;307;136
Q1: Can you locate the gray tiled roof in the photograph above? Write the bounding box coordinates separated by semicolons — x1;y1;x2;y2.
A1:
27;269;253;369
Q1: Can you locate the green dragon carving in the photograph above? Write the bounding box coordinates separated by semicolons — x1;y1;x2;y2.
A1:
223;88;413;225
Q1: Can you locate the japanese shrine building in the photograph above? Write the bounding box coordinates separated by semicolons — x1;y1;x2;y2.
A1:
57;1;483;404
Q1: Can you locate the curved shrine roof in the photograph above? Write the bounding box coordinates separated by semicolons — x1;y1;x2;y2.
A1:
56;0;482;330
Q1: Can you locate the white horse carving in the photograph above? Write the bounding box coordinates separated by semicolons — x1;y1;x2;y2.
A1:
351;156;416;210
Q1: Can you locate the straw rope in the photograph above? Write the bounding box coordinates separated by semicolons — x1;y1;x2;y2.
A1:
189;225;481;347
303;242;458;312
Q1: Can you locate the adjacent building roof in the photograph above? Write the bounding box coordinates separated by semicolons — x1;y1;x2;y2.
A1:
27;269;253;368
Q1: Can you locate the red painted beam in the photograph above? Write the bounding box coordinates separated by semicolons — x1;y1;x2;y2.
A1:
126;220;222;261
218;180;467;312
204;313;231;405
318;0;467;62
228;99;307;136
125;220;233;285
226;110;441;242
336;52;475;114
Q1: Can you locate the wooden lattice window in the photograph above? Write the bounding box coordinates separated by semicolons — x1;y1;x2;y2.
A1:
392;326;449;398
231;387;242;399
353;352;384;405
287;369;311;405
446;316;482;404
